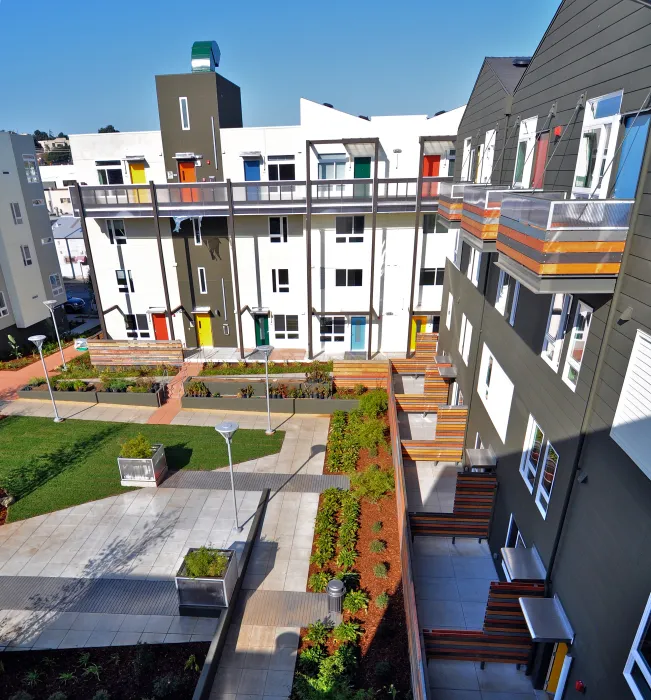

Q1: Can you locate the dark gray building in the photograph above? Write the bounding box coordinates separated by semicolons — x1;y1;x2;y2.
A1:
437;0;651;696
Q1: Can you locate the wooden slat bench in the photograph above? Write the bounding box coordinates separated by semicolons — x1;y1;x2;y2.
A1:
483;582;546;636
423;630;533;667
453;473;498;517
401;439;465;462
410;512;491;539
87;339;184;367
332;361;388;389
391;359;431;375
395;395;442;413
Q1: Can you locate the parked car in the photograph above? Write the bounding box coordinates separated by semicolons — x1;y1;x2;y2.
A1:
63;296;86;313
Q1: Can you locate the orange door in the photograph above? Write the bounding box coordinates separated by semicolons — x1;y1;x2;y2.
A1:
152;313;169;340
179;161;197;203
422;155;441;197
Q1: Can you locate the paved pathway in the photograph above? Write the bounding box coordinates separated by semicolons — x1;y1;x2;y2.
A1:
0;397;157;423
147;362;193;425
161;470;347;493
236;590;336;627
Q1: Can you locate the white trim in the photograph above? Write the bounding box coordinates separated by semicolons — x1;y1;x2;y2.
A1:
542;294;572;371
624;592;651;699
519;415;544;494
198;266;208;294
562;301;593;391
193;218;202;246
20;244;32;266
535;441;559;519
179;96;190;131
509;282;520;327
0;290;8;317
459;314;472;364
446;292;453;330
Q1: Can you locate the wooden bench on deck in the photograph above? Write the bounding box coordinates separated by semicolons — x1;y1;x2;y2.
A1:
332;361;389;390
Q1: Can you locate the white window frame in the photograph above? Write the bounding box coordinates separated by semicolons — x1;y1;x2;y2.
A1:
10;202;23;224
318;156;346;196
116;269;134;293
479;129;496;184
107;219;126;245
125;313;151;339
624;592;651;700
198;267;208;294
535;441;559;518
572;91;622;199
519;415;545;494
335;269;363;287
459;314;472;364
562;301;593;391
268;157;296;182
467;246;481;287
0;290;8;317
179;96;190;130
446;292;453;330
335;215;364;243
269;216;288;243
495;270;520;327
96;160;124;185
513;116;538;188
49;273;63;296
450;382;463;406
272;268;289;293
20;244;32;266
274;314;299;340
460;137;472;181
23;154;39;183
453;230;461;268
541;294;572;371
495;270;509;314
320;315;345;343
193;218;202;246
419;268;445;286
509;282;520;327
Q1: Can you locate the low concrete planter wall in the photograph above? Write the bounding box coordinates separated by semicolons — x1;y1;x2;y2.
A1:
98;386;165;407
181;396;358;414
17;388;97;403
295;398;358;413
176;548;238;615
117;443;167;487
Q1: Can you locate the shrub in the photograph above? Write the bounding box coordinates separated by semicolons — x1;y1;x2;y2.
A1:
343;589;369;614
334;569;360;589
120;434;152;459
47;693;68;700
91;692;110;700
355;417;387;455
305;363;330;384
131;642;154;686
308;571;331;593
332;621;362;644
374;660;392;683
371;520;383;534
183;547;229;578
375;592;389;609
184;654;200;673
185;380;210;397
297;645;327;675
369;539;386;554
57;672;76;684
350;464;395;503
238;384;254;398
9;693;34;700
73;380;90;392
304;620;333;645
27;376;45;387
353;383;367;397
54;379;75;392
23;670;41;687
359;389;388;418
106;379;129;392
373;563;388;579
152;674;191;698
127;378;155;394
310;549;332;568
336;548;358;570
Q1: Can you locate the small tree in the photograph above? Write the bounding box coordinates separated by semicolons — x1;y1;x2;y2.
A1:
98;125;119;133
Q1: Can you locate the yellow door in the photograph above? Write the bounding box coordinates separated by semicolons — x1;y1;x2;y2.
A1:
129;162;146;184
196;314;212;347
545;642;569;693
410;316;428;352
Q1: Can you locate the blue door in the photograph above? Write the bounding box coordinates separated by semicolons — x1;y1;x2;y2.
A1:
350;317;366;351
244;159;261;201
613;114;651;199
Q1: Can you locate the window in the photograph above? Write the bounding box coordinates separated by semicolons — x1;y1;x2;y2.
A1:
272;269;289;293
269;216;288;243
446;292;453;330
335;269;363;287
479;129;496;183
513;116;538;188
318;156;346;195
192;218;202;246
198;267;207;294
531;132;550;190
562;302;593;390
116;269;134;293
420;268;445;286
423;214;437;234
505;515;526;549
624;592;651;700
611;330;651;481
447;149;456;177
466;246;481;287
477;344;514;442
125;314;150;339
320;316;345;342
275;314;299;340
23;155;39;183
336;216;364;243
49;273;63;296
20;245;32;266
0;291;8;318
450;382;464;406
63;179;75;187
453;231;461;268
458;314;472;364
542;294;572;370
107;219;126;244
495;270;520;326
96;160;124;185
268;157;295;181
180;97;190;130
535;442;559;518
10;202;22;224
520;416;545;493
460;137;472;181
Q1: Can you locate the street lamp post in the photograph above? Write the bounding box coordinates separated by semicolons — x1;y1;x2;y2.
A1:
29;335;63;423
257;344;275;435
43;300;67;371
215;421;242;532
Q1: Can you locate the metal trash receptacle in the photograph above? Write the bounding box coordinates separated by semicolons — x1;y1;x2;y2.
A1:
327;579;345;614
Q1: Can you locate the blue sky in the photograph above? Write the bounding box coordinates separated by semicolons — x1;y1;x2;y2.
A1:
0;0;559;135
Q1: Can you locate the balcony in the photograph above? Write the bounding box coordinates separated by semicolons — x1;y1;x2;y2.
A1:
460;185;534;252
496;192;634;293
438;182;472;223
72;176;452;219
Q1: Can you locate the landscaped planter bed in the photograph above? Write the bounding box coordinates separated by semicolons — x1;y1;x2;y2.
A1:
18;383;166;407
199;359;333;376
0;641;208;699
182;395;358;414
118;442;168;487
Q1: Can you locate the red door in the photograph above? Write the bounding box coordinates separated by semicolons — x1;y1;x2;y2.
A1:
152;313;169;340
531;132;550;189
179;161;197;203
422;155;441;197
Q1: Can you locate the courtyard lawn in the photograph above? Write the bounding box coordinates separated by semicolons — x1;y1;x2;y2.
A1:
0;416;284;522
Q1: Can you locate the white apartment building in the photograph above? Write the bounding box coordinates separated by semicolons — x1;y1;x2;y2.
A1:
40;164;77;217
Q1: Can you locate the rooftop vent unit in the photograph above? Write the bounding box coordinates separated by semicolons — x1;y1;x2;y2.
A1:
512;57;531;67
191;41;221;72
323;102;334;108
358;115;370;121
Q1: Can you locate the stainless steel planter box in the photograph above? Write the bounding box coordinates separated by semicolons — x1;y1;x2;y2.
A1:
176;548;237;615
117;443;167;488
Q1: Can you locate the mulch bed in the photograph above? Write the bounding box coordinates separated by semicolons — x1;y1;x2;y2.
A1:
1;642;209;699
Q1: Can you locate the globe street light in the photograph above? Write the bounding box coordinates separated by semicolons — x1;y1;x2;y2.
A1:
215;421;242;532
43;300;67;371
29;335;63;423
257;344;275;435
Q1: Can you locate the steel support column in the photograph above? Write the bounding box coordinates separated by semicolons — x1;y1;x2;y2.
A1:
305;142;314;360
406;138;426;356
227;180;245;359
150;181;175;340
367;140;380;360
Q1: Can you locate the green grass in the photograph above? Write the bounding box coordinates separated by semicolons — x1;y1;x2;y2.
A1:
0;416;284;522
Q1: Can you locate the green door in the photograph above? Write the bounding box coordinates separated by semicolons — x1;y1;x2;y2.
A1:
354;157;371;198
254;315;269;346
